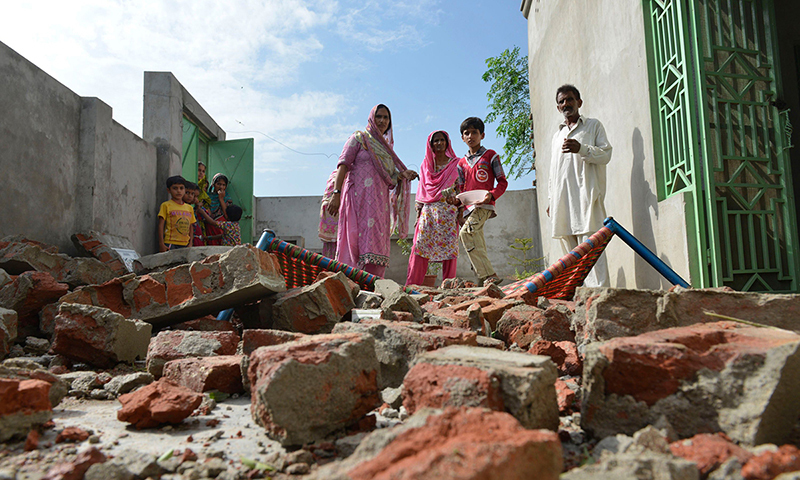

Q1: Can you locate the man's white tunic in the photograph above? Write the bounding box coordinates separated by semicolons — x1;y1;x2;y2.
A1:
549;116;612;238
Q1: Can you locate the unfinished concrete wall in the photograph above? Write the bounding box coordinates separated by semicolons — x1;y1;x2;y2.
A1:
255;188;542;285
143;72;226;208
1;41;82;254
523;0;690;290
0;41;159;256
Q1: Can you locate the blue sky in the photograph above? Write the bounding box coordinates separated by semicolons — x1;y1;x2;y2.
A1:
2;1;531;197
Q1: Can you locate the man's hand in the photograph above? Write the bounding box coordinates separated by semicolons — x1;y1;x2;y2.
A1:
562;139;581;153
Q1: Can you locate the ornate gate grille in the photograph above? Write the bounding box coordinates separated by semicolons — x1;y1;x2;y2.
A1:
644;0;798;292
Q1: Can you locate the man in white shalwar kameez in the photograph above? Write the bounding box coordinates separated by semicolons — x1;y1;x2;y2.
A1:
547;84;612;287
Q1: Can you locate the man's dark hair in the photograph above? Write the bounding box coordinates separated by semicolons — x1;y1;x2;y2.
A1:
460;117;485;134
556;84;581;101
226;205;243;222
185;181;199;191
166;175;187;188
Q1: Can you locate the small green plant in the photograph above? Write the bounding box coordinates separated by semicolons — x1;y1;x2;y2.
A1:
508;237;544;280
397;237;442;276
397;237;412;256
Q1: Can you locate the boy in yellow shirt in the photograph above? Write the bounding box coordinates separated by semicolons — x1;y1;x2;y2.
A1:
158;176;196;252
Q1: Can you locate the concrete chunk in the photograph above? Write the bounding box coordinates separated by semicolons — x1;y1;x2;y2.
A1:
59;245;285;329
272;271;355;334
0;240;117;288
132;246;231;275
50;303;152;368
0;307;17;359
162;355;244;394
248;333;380;446
308;407;562;480
71;231;134;275
581;321;800;445
146;330;239;378
0;378;53;442
405;345;559;431
333;320;478;389
0;271;69;338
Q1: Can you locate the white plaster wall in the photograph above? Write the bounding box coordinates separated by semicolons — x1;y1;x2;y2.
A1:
527;0;691;289
255;188;542;285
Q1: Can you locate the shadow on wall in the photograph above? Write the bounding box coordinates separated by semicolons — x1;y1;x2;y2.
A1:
628;127;667;290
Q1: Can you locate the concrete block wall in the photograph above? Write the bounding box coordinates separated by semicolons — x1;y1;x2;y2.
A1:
0;41;159;255
255;188;543;285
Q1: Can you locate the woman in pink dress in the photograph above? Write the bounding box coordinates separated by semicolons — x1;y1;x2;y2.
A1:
405;131;460;286
326;104;418;277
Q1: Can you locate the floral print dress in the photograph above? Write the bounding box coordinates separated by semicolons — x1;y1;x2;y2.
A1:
413;162;459;261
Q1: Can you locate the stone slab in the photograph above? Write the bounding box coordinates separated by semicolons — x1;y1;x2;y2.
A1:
406;345;559;430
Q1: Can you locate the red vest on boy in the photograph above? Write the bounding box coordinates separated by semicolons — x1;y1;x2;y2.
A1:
458;149;508;206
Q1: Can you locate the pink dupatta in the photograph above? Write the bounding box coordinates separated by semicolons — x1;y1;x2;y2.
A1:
416;130;459;204
354;104;411;239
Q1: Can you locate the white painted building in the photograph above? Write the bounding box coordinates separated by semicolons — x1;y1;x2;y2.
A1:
521;0;800;292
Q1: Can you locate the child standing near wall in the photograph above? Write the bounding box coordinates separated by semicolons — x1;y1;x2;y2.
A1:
204;205;243;246
183;182;207;246
453;117;508;285
158;176;196;252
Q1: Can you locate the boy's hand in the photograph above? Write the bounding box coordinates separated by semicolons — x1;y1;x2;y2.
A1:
475;192;493;205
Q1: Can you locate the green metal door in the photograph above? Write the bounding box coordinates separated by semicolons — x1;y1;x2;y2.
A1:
644;0;798;292
181;119;199;183
642;0;711;287
690;0;798;292
208;139;255;244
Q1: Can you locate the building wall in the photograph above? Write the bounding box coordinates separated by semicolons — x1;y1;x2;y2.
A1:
255;188;542;285
0;41;159;255
1;41;82;254
775;0;800;244
0;43;228;257
524;0;691;289
143;72;226;209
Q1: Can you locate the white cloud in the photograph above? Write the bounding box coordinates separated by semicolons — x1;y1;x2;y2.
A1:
1;0;446;197
333;0;443;51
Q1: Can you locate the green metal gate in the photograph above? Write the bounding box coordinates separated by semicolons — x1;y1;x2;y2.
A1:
182;117;255;245
208;139;255;245
644;0;799;292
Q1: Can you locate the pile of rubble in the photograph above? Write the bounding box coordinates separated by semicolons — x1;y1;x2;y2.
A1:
2;235;800;479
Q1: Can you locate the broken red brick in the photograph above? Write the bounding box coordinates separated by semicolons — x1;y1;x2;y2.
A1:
55;426;91;444
162;355;244;394
117;378;203;429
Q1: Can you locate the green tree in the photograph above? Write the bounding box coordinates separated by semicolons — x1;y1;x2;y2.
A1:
482;46;534;179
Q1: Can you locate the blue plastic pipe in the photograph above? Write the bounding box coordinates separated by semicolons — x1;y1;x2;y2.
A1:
603;217;690;288
216;229;276;321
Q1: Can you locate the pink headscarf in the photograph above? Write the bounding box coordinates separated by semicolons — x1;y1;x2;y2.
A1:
416;130;459;204
354;104;411;239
